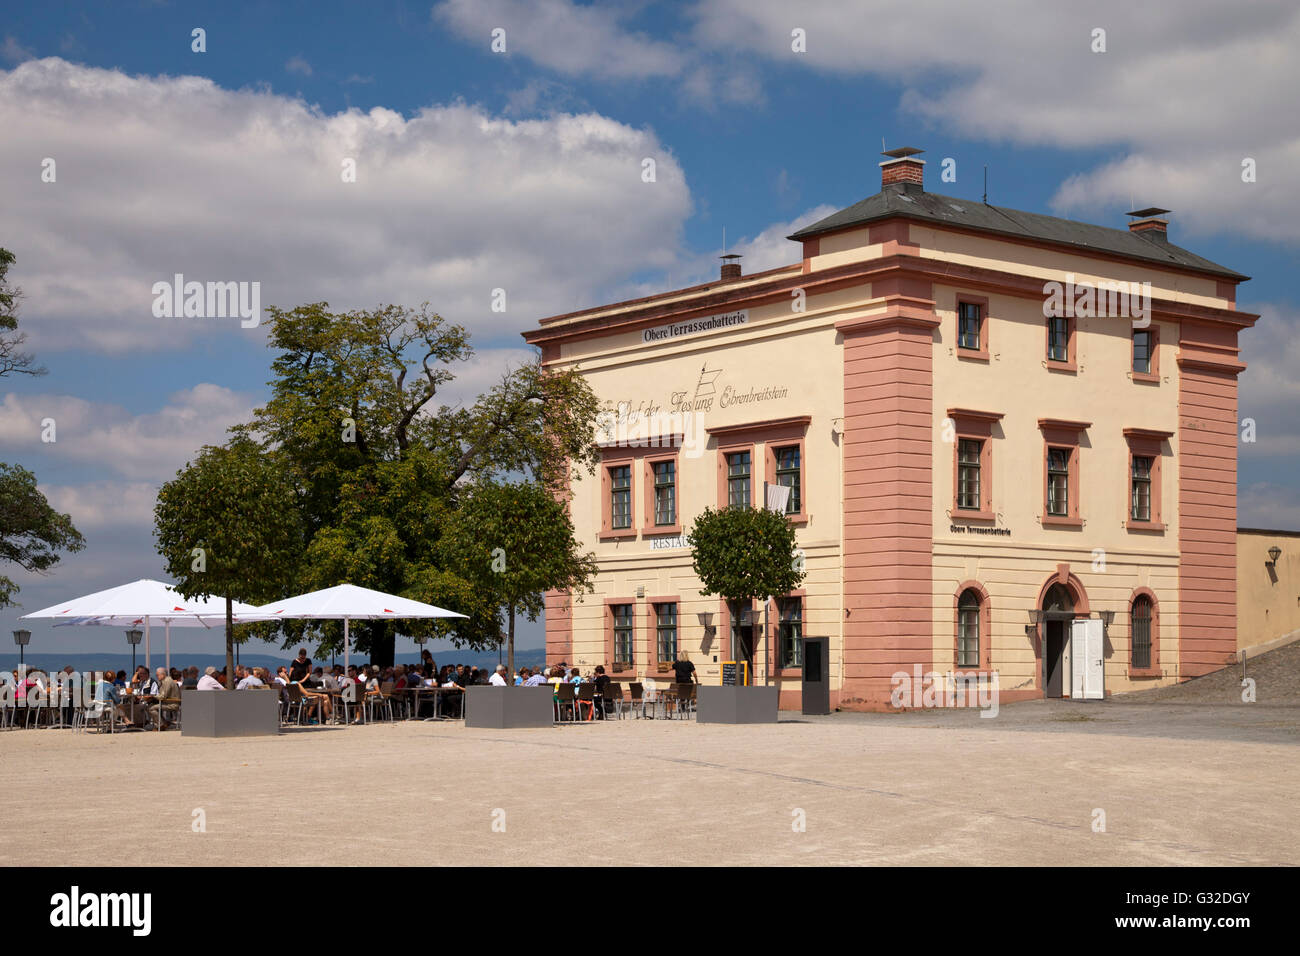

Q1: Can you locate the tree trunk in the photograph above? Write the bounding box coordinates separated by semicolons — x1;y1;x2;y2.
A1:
368;624;396;668
224;595;234;688
507;604;516;679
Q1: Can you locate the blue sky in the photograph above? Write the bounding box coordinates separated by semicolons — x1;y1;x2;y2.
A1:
3;0;1298;658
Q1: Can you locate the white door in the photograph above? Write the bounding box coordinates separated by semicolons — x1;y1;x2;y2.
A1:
1070;619;1105;700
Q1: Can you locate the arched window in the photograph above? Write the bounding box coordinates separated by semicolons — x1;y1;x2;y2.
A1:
957;588;981;668
1043;583;1074;614
1131;595;1153;669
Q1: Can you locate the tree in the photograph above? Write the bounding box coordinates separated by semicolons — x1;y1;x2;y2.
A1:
439;481;597;676
154;439;304;682
227;301;602;664
0;464;85;607
0;249;80;607
0;248;45;378
690;506;806;673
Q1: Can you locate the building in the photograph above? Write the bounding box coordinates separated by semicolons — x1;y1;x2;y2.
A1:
523;148;1257;710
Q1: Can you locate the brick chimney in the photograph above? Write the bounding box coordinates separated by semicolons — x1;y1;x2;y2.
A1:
880;146;925;188
720;253;742;280
1127;207;1170;238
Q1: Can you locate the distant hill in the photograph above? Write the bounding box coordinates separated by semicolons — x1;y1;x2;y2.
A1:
1;647;548;674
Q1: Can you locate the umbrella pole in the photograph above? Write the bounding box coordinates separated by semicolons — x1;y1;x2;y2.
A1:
165;622;171;672
144;619;151;671
344;618;350;672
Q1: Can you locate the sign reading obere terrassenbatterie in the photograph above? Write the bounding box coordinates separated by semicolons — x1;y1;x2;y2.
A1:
642;309;748;343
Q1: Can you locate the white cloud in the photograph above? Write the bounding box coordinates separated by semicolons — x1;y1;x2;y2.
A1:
434;0;687;80
723;204;837;273
0;384;256;479
690;0;1300;243
39;480;158;530
285;55;313;77
1239;482;1300;530
0;58;692;354
1239;303;1300;460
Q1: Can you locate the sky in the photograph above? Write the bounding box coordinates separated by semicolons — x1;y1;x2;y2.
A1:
2;0;1299;659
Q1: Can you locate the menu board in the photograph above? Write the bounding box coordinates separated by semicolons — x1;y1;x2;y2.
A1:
721;661;747;686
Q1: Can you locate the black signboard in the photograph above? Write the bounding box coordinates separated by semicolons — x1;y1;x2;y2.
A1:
721;661;738;686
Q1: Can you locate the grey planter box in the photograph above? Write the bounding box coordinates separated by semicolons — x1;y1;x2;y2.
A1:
464;685;555;728
181;689;281;737
697;685;780;724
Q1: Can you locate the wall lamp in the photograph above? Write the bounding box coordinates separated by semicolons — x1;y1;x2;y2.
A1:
1266;545;1282;568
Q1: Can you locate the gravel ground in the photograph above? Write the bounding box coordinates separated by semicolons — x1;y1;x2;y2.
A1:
3;672;1296;866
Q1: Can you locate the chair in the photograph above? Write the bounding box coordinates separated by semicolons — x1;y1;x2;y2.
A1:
627;683;646;719
152;697;182;731
1;690;15;730
369;683;395;723
286;684;317;726
575;683;596;721
682;683;697;719
339;683;367;725
554;683;577;723
80;699;115;734
603;682;623;719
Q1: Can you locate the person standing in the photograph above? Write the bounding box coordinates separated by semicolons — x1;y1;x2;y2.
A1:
288;648;312;684
671;652;697;686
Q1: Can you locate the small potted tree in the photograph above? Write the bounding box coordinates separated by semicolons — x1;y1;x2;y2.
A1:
690;505;805;723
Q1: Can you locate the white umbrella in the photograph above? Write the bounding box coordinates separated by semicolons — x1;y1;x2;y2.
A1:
22;579;268;670
252;583;467;670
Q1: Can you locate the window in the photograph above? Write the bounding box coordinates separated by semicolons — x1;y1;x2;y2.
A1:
957;439;982;511
1047;316;1069;363
610;465;632;529
652;460;676;526
777;597;802;669
612;604;634;667
727;451;752;507
957;589;981;668
1038;419;1087;525
655;603;677;663
1131;456;1153;522
947;408;1001;520
1131;595;1153;669
1123;428;1170;531
774;445;801;514
958;302;982;350
1132;330;1152;375
1047;448;1070;516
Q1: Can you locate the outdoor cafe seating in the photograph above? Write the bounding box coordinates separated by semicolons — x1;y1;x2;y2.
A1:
5;673;703;731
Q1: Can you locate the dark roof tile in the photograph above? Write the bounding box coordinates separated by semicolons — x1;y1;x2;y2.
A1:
788;184;1247;281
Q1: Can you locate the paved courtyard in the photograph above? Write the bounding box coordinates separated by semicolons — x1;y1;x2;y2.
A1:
3;682;1297;866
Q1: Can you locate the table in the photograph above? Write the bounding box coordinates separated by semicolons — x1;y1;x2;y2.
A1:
119;693;170;731
407;686;462;720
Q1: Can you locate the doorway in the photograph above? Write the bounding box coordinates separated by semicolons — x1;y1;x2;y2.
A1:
1044;620;1066;697
1041;583;1074;699
730;602;755;684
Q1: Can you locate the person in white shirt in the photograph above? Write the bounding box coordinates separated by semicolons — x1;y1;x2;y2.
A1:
489;665;508;686
196;666;224;691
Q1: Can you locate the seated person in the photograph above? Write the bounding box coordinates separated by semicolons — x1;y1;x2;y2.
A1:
149;667;182;730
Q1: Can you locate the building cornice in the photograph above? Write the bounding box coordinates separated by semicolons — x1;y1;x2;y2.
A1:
523;252;1256;352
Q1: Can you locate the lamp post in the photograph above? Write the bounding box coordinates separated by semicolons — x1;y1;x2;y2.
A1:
1267;545;1282;567
126;628;143;675
13;628;31;672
